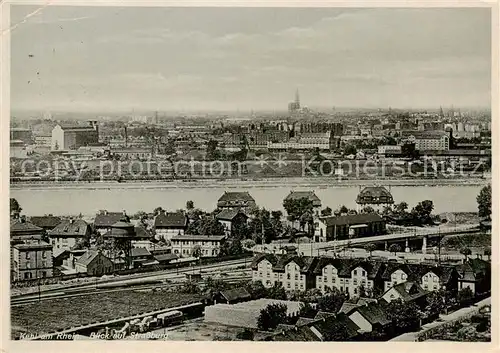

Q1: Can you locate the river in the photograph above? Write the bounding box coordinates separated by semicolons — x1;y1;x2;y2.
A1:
10;182;485;217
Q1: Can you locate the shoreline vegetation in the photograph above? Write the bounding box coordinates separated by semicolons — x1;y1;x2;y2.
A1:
10;177;489;190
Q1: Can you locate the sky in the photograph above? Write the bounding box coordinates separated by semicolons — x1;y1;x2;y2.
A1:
10;6;492;113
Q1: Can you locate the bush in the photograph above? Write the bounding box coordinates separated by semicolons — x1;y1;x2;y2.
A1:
476;320;488;333
236;329;255;340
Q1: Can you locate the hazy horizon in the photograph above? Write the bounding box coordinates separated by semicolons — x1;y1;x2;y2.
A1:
11;6;492;112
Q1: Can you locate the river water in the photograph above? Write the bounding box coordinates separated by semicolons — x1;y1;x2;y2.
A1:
10;183;483;217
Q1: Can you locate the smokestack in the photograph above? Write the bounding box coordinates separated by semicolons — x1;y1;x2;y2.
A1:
124;126;128;148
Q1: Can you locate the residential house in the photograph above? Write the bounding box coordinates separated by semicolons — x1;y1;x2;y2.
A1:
10;216;44;242
381;263;457;293
94;210;130;235
284;191;322;214
315;213;386;241
262;254;318;292
216;209;248;236
355;186;394;212
251;253;279;288
75;250;114;276
381;281;428;308
29;215;62;231
153;211;189;241
217;191;256;210
11;239;53;281
314;258;384;296
48;218;91;257
346;302;391;334
171;234;226;257
456;258;491;295
154;253;178;265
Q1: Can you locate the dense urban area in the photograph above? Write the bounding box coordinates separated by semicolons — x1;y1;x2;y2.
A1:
10;100;492;342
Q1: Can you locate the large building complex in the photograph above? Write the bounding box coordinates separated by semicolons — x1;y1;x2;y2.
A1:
51;121;99;150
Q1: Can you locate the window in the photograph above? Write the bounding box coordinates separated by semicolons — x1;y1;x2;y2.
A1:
332;278;336;283
354;288;357;294
433;277;438;283
353;279;357;285
362;270;366;276
318;277;322;282
287;274;291;280
26;263;31;269
295;274;298;280
42;251;47;259
25;252;30;260
401;273;405;280
287;283;291;288
433;285;437;290
353;270;357;276
300;284;304;289
346;279;349;284
323;276;327;282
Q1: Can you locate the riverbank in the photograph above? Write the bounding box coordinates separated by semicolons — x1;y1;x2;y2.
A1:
10;177;489;191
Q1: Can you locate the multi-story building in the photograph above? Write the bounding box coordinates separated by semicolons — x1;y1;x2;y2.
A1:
10;128;33;144
153;211;189;241
94;210;129;235
12;239;53;281
171;235;226;258
315;213;386;241
400;130;451;151
284;191;322;214
109;147;153;160
297;122;343;136
217;192;256;210
34;134;52;147
51;121;99;150
355;186;395;212
48;218;91;257
216;209;249;237
74;250;114;276
268;131;338;152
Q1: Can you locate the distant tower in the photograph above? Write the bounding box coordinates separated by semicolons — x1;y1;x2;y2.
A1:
295;88;300;109
439;106;444;118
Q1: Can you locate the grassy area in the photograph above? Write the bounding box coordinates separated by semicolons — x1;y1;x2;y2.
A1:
11;289;203;338
442;232;491;250
426;310;491;342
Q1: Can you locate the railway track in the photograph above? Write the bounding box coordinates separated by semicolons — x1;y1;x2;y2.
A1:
12;258;251;300
11;270;252;306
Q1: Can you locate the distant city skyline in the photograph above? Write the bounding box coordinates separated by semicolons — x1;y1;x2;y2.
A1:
11;6;491;112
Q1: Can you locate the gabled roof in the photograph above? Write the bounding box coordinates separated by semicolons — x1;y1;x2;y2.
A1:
216;208;248;221
131;247;152;258
387;281;428;303
30;216;62;229
10;219;43;234
321;213;384;226
313;258;383;279
284;191;322;206
75;250;102;266
273;254;318;273
401;130;448;140
48;219;90;237
154;253;178;263
356;186;394;204
94;212;128;227
217;191;255;202
251;253;279;269
134;225;154;239
154;212;188;228
219;287;251;302
170;234;225;241
314;311;336;320
353;303;391;327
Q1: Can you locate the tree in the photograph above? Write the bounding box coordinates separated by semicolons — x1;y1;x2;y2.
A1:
192;244;202;259
484;247;491;261
298;302;317;318
241;239;256;249
411;200;434;225
321;207;333;217
389;244;401;255
257;303;288;331
283;197;314;227
425;289;447;317
245;280;268;300
364;243;377;258
267;283;287;300
361;206;375;214
457;287;474;305
477;184;491;219
394;202;408;214
188;217;225;236
386;299;421;332
338;205;349;214
317;287;347;313
460;247;472;261
10;198;22;218
206;140;220;160
343;144;357;156
186;200;194;210
153;206;164;216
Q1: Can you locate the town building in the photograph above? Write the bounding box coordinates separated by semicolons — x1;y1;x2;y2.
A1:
284;191;322;213
94;210;130;235
268;131;338;152
10;140;29;159
171;234;226;257
315;213;386;241
456;258;491;295
216;209;249;236
313;258;384;296
51;121;99;150
130;247;158;268
377;145;402;158
400;130;451;151
109;147;153;160
212;287;252;305
74;250;114;276
48;219;91;257
251;253;318;291
10;128;33;144
12;239;53;281
345;302;391;334
355;186;395;212
297;122;344;136
29;215;62;231
10;217;44;242
217;191;256;210
34;134;52;147
381;281;428;308
153;211;188;241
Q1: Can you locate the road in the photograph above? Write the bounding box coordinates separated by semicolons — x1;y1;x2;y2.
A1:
11;258;251;300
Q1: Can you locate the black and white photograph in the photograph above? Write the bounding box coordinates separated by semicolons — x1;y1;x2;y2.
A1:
5;2;495;343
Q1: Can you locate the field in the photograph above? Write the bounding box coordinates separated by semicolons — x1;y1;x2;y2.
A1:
442;232;491;250
11;288;203;338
